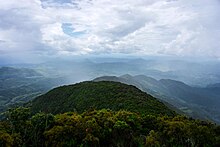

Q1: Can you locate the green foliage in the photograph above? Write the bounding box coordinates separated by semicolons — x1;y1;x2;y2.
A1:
146;130;160;147
0;107;219;146
6;107;31;135
0;131;13;147
30;113;55;146
0;81;219;146
31;81;176;116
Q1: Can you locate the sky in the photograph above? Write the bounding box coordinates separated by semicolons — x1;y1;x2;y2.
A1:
0;0;220;63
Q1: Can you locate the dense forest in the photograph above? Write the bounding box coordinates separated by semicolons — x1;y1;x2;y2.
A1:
30;81;175;116
0;107;220;146
0;81;219;146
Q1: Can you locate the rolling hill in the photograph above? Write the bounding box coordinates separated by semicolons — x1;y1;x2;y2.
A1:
1;75;219;146
1;80;219;147
30;81;176;116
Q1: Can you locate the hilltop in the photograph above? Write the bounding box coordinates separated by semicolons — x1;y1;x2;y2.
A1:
31;81;175;116
1;81;219;146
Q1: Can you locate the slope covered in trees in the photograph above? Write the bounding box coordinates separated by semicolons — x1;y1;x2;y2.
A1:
31;81;175;116
0;107;219;146
0;81;220;146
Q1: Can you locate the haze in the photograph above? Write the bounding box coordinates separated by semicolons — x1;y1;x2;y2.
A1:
1;0;220;124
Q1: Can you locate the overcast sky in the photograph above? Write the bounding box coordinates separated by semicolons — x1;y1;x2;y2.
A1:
0;0;220;63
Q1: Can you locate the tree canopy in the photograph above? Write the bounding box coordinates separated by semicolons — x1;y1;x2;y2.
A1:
0;107;219;146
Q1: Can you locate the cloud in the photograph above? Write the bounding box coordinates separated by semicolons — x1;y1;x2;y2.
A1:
0;0;220;62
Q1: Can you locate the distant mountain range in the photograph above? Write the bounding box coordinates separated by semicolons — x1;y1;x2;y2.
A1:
94;74;220;123
0;67;66;111
1;64;220;123
4;58;220;86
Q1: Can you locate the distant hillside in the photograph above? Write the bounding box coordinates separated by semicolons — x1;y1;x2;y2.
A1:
207;83;220;88
0;67;42;79
0;67;66;112
94;75;220;123
31;81;175;116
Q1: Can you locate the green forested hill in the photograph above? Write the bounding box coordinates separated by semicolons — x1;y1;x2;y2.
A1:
31;81;175;116
1;81;220;146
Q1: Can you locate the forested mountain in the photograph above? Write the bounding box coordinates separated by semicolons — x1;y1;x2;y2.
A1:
0;82;219;146
1;67;220;146
30;81;175;116
1;0;220;145
94;75;220;123
1;65;219;123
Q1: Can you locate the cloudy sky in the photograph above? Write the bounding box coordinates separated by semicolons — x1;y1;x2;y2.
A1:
0;0;220;63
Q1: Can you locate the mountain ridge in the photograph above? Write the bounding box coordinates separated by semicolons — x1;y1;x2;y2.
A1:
93;74;220;123
30;81;176;116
